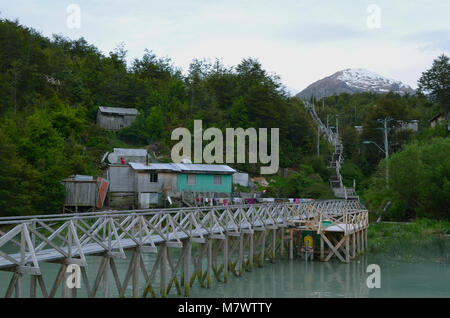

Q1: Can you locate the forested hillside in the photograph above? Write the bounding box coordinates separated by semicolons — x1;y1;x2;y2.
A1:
0;18;329;216
0;18;448;221
313;85;449;220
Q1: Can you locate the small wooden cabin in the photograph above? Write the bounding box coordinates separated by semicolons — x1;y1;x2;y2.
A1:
97;106;139;131
429;113;447;128
61;175;97;212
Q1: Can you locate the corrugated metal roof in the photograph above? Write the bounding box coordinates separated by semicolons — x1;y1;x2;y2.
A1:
61;175;96;182
98;106;139;115
175;163;236;174
129;162;182;172
129;162;235;174
113;148;148;156
74;175;94;181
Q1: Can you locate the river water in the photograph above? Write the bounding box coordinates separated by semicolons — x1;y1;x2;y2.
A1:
0;249;448;298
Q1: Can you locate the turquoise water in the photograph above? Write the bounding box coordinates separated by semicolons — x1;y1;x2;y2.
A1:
0;249;448;298
183;254;449;298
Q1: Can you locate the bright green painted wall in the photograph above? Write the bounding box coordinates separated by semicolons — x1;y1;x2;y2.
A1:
177;173;232;193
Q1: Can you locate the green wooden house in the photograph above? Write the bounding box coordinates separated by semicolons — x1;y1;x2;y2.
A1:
176;163;235;194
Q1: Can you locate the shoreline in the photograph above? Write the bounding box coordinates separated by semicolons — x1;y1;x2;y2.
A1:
367;219;450;263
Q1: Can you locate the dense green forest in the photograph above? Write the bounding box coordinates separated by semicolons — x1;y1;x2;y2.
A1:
0;18;327;216
0;18;448;221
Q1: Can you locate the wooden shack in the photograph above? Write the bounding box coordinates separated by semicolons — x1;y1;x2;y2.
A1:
429;113;447;128
104;164;136;209
97;106;139;131
61;175;98;212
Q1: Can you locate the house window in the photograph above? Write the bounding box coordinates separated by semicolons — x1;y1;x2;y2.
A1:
213;175;222;185
150;173;158;183
187;174;196;185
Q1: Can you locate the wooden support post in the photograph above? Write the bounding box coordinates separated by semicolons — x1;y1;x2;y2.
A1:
196;244;204;287
62;268;69;298
289;230;294;260
90;257;107;298
223;236;228;283
363;229;366;252
5;272;19;298
49;264;67;298
345;234;350;263
15;273;22;298
110;258;122;296
211;240;223;282
184;241;191;296
361;229;364;252
271;229;276;263
260;231;265;267
160;245;167;298
189;243;202;287
37;275;48;298
352;232;356;258
365;228;368;251
132;250;140;298
119;251;136;297
80;267;91;298
248;233;254;271
141;248;163;298
362;229;365;252
357;230;360;255
297;231;302;257
238;234;244;276
280;228;285;257
103;257;110;298
207;239;212;288
30;275;37;298
320;232;324;261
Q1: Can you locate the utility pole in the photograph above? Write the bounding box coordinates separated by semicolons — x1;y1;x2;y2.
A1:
317;125;320;157
335;114;339;136
377;118;393;189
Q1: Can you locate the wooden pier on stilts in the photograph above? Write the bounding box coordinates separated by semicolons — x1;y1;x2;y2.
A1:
0;200;368;298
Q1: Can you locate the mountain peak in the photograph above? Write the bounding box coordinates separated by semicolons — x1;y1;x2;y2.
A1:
296;68;415;100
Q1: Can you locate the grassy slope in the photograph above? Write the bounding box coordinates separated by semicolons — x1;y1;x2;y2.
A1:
367;219;450;263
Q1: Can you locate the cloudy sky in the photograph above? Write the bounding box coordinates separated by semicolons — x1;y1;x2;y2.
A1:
1;0;449;94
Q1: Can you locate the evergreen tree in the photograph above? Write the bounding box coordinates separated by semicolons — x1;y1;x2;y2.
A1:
418;54;450;115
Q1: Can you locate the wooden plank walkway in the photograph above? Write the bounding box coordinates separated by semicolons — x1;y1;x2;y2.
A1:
0;200;369;298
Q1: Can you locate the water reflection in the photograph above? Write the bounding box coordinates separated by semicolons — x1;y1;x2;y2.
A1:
0;250;448;297
183;255;371;298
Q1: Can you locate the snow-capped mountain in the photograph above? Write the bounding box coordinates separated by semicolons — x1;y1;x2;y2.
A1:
295;68;415;100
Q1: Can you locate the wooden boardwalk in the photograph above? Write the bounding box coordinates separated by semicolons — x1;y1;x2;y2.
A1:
0;200;368;298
